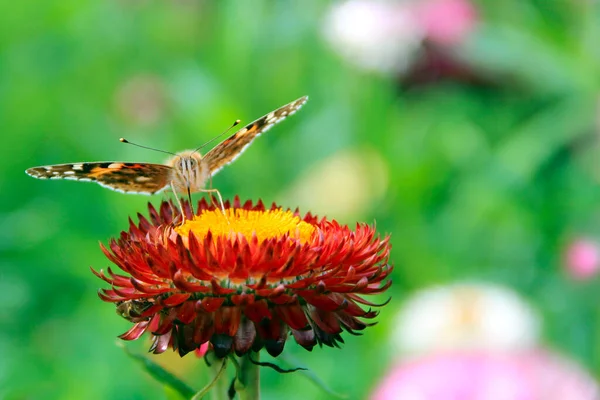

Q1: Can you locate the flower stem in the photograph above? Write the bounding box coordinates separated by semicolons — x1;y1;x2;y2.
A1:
237;351;260;400
190;352;228;400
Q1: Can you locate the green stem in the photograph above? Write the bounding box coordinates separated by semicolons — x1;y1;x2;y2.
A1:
237;351;260;400
190;352;228;400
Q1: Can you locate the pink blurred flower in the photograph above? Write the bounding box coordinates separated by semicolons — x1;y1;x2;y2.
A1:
372;350;599;400
565;239;600;280
114;74;167;127
414;0;477;46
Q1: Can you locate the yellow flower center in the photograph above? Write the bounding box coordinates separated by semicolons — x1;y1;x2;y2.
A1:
175;208;316;244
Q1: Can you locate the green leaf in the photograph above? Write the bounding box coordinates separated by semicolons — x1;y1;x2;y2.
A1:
119;342;195;399
278;353;347;399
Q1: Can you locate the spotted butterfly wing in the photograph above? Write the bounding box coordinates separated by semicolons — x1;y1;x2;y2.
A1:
25;162;172;194
203;96;308;175
25;96;309;195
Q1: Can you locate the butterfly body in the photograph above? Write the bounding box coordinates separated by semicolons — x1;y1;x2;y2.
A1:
26;96;308;195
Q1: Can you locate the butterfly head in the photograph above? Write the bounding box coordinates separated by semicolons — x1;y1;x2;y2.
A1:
167;150;210;194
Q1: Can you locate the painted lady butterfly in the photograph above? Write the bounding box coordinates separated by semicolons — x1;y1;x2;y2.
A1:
26;96;308;199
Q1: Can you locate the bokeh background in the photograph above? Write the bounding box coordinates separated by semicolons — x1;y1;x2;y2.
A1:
3;0;600;399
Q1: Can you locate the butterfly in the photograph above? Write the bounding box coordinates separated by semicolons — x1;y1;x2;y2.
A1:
26;96;308;199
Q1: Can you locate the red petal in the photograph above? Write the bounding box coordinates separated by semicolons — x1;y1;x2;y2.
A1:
233;318;256;356
172;270;211;293
291;328;316;350
177;301;197;324
210;279;236;295
274;304;309;330
213;306;241;337
159;201;174;225
244;300;272;323
299;293;345;312
137;212;152;232
309;308;342;334
153;309;178;335
119;321;149;340
195;297;226;313
150;331;172;354
162;293;191;307
98;289;123;302
256;317;287;357
187;232;217;281
192;312;214;344
231;293;255;306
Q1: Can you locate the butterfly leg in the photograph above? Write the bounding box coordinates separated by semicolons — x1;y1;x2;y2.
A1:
170;181;187;223
199;187;227;221
205;176;228;219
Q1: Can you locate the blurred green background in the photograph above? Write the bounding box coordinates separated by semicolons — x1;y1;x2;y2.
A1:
3;0;600;399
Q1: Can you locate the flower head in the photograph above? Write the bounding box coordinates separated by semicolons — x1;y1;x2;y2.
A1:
392;282;540;355
564;238;600;280
372;350;599;400
323;0;424;74
93;197;392;358
322;0;477;75
414;0;477;46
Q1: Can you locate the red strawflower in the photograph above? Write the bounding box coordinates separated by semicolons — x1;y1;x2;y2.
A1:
93;197;392;358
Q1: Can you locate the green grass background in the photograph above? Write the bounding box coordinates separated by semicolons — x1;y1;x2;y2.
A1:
2;0;600;399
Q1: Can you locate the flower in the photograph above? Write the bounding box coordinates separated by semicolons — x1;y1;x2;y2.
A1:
414;0;477;46
391;282;540;355
322;0;477;75
564;238;600;280
93;197;392;358
371;350;600;400
323;0;424;74
114;74;166;127
279;148;389;220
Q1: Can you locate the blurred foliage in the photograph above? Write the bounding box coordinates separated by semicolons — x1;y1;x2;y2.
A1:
2;0;600;399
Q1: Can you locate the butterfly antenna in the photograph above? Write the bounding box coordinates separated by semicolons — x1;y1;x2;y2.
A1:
192;119;241;155
119;138;177;156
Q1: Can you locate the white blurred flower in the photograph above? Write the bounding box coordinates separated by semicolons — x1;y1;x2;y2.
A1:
372;350;600;400
392;282;540;355
323;0;424;74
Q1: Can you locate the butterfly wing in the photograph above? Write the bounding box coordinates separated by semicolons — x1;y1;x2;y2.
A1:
25;162;173;194
202;96;308;175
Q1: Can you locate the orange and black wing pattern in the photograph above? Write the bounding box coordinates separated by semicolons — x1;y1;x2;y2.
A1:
25;162;173;194
203;96;308;175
